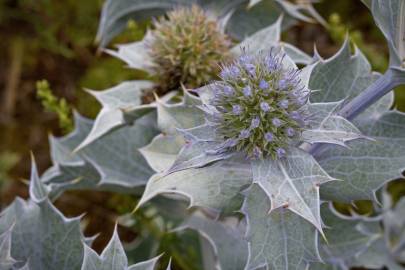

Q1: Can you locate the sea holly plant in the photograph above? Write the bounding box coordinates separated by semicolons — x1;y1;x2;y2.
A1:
0;159;166;270
312;188;405;270
80;8;311;151
2;0;405;269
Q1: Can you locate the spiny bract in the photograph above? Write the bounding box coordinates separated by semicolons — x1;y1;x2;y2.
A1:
208;50;309;159
148;5;231;92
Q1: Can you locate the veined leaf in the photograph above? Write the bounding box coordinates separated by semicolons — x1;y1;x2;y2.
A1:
318;111;405;202
138;158;252;211
251;148;336;233
139;134;185;173
316;199;405;270
42;111;158;196
303;102;367;147
242;184;321;270
0;198;85;270
76;81;155;150
178;213;248;270
231;16;311;65
0;225;16;269
81;226;161;270
369;0;405;67
157;100;205;135
309;39;394;124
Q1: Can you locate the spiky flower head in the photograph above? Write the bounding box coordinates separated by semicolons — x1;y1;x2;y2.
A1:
207;50;309;159
148;5;231;92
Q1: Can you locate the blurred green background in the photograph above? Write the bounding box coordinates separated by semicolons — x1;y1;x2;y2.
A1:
1;0;404;266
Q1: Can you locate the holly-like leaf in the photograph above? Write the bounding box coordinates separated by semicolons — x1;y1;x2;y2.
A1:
242;184;322;270
0;162;85;269
76;81;155;150
178;213;248;270
318;111;405;202
307;41;404;203
42;112;159;196
383;197;405;261
105;33;155;72
231;16;311;65
29;156;49;202
316;204;379;269
316;201;405;270
139;134;185;173
157;100;205;135
303;102;367;147
251;148;335;233
96;0;191;47
81;226;161;270
0;225;16;269
368;0;405;67
138;158;252;211
309;39;394;124
0;198;85;270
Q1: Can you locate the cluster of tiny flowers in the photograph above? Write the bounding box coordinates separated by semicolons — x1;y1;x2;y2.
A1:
207;50;309;159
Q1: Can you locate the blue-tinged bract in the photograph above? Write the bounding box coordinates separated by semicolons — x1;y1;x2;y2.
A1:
207;50;309;159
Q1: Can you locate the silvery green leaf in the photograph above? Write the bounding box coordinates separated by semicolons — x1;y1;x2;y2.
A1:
275;0;325;25
138;159;252;211
369;0;405;67
75;112;158;188
167;140;233;174
382;196;405;262
81;226;161;270
316;204;379;269
352;237;405;270
76;81;155;150
242;184;321;270
0;225;16;269
225;0;295;40
139;134;185;173
0;198;85;270
251;148;335;233
43;112;158;196
179;214;248;270
303;102;367;147
318;111;405;202
157;100;205;135
28;156;49;203
315;194;405;269
232;16;311;65
309;39;394;123
96;0;192;47
16;263;30;270
105;32;154;72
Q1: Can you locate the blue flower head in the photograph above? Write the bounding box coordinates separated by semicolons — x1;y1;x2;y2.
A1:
208;50;308;159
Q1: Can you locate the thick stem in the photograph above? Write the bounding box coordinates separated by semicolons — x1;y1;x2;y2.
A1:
339;68;398;121
308;67;405;155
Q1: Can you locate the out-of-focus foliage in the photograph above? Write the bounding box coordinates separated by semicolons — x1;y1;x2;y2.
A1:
328;13;388;72
36;80;74;133
0;152;20;192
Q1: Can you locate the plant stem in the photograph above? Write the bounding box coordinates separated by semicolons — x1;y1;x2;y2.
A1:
308;67;405;156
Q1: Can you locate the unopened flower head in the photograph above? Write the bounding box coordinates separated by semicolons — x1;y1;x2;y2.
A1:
149;5;231;92
207;50;309;159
